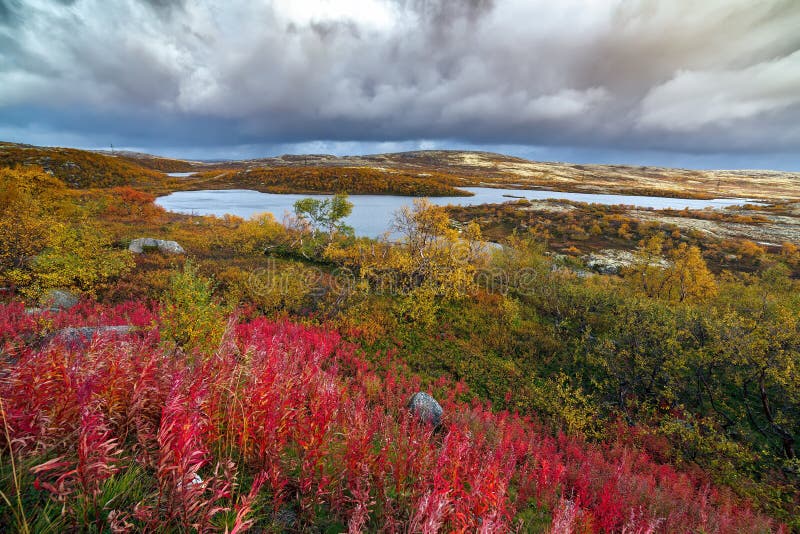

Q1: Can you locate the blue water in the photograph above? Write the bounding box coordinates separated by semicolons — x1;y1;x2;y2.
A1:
155;187;754;238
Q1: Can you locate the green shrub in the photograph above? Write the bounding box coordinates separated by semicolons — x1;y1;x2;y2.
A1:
160;260;229;359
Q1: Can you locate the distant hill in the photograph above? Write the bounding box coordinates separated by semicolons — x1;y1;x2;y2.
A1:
3;141;800;200
0;142;167;189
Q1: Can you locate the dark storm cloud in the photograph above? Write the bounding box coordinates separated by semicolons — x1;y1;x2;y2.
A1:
1;0;799;167
0;0;21;25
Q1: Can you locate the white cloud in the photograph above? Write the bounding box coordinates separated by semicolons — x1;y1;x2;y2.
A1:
522;88;609;120
639;50;800;131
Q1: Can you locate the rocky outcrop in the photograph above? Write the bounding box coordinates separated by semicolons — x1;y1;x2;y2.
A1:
408;392;443;427
585;250;637;275
585;249;669;275
129;238;185;254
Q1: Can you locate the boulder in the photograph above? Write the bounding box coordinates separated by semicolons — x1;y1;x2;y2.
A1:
129;238;185;254
44;289;79;310
407;392;443;427
56;325;133;348
26;289;80;314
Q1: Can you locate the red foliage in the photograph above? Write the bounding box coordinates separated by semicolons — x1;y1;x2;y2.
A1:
0;302;784;532
31;407;122;498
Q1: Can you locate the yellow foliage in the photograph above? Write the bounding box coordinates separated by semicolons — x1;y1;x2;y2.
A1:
1;166;134;297
737;240;766;259
230;212;285;254
25;224;134;297
324;199;488;324
625;234;716;302
667;243;717;302
160;261;230;358
224;260;316;314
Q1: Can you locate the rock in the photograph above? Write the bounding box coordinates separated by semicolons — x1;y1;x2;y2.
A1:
43;289;79;310
584;249;669;275
27;289;80;314
129;238;185;254
56;325;133;348
274;507;298;529
585;249;637;274
408;392;443;427
128;237;158;253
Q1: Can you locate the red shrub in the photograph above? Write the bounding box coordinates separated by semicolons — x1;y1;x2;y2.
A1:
0;301;784;532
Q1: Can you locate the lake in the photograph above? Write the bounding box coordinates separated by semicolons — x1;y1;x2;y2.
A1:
155;187;755;238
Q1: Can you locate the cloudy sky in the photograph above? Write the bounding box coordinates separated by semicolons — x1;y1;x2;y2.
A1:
1;0;799;169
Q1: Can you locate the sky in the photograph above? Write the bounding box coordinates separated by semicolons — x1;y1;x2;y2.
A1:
1;0;799;170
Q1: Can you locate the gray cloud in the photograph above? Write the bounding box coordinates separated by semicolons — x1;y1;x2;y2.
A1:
1;0;799;168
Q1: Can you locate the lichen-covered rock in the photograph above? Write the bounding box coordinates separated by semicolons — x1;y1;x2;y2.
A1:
584;249;670;275
407;392;443;427
129;238;185;254
27;289;81;314
56;325;132;348
44;289;79;310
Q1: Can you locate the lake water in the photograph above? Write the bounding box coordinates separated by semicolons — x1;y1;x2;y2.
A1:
155;187;755;238
166;172;197;177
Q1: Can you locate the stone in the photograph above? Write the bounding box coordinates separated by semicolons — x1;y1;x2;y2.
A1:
43;289;79;310
56;325;133;348
407;392;443;427
274;507;298;529
584;249;669;275
129;238;185;254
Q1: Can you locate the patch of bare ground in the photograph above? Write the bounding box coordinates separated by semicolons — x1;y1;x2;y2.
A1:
631;208;800;246
520;201;577;213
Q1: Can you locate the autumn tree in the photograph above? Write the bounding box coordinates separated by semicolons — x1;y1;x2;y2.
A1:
625;233;669;298
699;270;800;466
667;243;717;302
325;199;487;324
0;167;66;273
294;193;354;241
780;241;800;272
625;234;716;303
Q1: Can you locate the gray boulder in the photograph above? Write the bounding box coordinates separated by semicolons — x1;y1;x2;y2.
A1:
44;289;79;310
56;325;133;348
26;289;80;314
408;392;443;427
129;238;185;254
